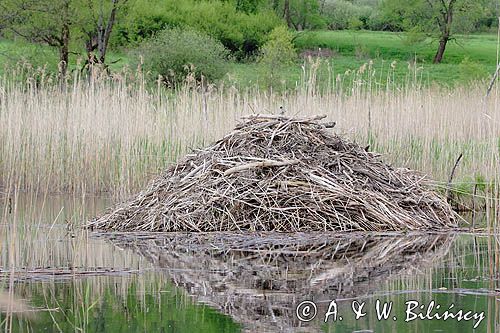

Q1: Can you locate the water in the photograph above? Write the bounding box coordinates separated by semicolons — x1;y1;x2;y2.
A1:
1;195;499;332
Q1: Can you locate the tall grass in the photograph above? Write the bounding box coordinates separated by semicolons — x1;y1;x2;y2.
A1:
0;61;499;200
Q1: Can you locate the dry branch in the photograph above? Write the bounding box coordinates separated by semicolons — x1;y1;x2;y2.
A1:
223;159;299;176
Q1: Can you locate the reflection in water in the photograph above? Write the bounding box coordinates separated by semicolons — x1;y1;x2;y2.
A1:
0;196;240;332
1;196;500;332
98;232;456;332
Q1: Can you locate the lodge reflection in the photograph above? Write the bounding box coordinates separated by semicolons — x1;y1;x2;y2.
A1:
100;232;455;332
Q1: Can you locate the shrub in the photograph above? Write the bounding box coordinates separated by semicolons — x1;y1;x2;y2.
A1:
323;0;371;30
113;0;281;59
458;56;488;82
133;28;229;85
258;26;296;89
348;17;364;30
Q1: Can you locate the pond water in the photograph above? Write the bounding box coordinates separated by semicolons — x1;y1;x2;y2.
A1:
1;195;499;332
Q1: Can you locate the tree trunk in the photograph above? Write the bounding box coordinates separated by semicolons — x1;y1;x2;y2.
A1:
433;36;448;64
59;1;70;78
97;0;119;64
84;34;98;69
433;0;455;64
283;0;293;29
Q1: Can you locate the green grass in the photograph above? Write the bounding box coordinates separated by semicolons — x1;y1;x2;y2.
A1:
294;30;499;65
291;30;497;85
0;39;128;75
226;56;470;90
229;30;499;89
1;29;499;87
0;39;59;74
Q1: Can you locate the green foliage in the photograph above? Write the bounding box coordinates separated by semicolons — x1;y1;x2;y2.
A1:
291;0;327;30
1;0;75;44
348;17;364;30
258;26;296;88
271;0;327;30
322;0;372;30
378;0;492;34
113;0;281;59
235;0;263;13
134;28;230;85
458;56;489;81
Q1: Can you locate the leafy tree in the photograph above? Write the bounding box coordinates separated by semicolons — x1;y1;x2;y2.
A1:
321;0;372;30
80;0;129;67
235;0;263;13
114;0;281;59
1;0;128;75
272;0;326;30
1;0;76;75
379;0;490;63
258;25;296;88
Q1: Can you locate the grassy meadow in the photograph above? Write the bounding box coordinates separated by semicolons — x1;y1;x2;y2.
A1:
2;30;498;88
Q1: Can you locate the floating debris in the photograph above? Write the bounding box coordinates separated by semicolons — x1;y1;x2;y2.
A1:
89;115;457;232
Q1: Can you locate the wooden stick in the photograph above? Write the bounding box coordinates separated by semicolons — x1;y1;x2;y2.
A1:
224;159;299;176
486;63;500;97
445;153;463;204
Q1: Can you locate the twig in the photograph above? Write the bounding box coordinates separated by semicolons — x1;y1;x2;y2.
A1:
445;153;463;204
223;159;299;176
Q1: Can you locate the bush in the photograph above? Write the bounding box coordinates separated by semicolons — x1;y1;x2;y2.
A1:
258;26;296;89
322;0;371;30
113;0;281;59
134;28;229;85
458;56;488;82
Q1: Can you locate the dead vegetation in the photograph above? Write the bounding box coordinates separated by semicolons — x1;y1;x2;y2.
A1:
89;115;457;232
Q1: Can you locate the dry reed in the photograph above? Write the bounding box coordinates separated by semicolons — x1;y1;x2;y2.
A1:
0;62;499;202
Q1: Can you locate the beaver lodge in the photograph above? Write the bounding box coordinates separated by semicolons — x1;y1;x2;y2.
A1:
89;114;457;232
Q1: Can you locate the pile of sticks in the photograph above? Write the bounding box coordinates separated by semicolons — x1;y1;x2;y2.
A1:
89;114;457;232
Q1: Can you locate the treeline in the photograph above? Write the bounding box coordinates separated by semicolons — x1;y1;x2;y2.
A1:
111;0;499;51
0;0;498;84
274;0;498;32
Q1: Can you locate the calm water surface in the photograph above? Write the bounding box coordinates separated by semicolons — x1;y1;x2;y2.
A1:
1;195;499;332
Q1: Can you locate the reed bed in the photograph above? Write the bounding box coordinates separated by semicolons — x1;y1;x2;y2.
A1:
0;62;499;202
88;114;457;232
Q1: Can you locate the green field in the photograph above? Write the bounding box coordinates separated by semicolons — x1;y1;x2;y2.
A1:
231;31;497;86
1;30;498;88
295;30;499;65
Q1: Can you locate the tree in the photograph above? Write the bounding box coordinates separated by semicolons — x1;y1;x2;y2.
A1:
430;0;456;63
81;0;128;67
271;0;326;30
235;0;263;13
1;0;75;75
258;25;296;88
380;0;489;63
1;0;127;75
